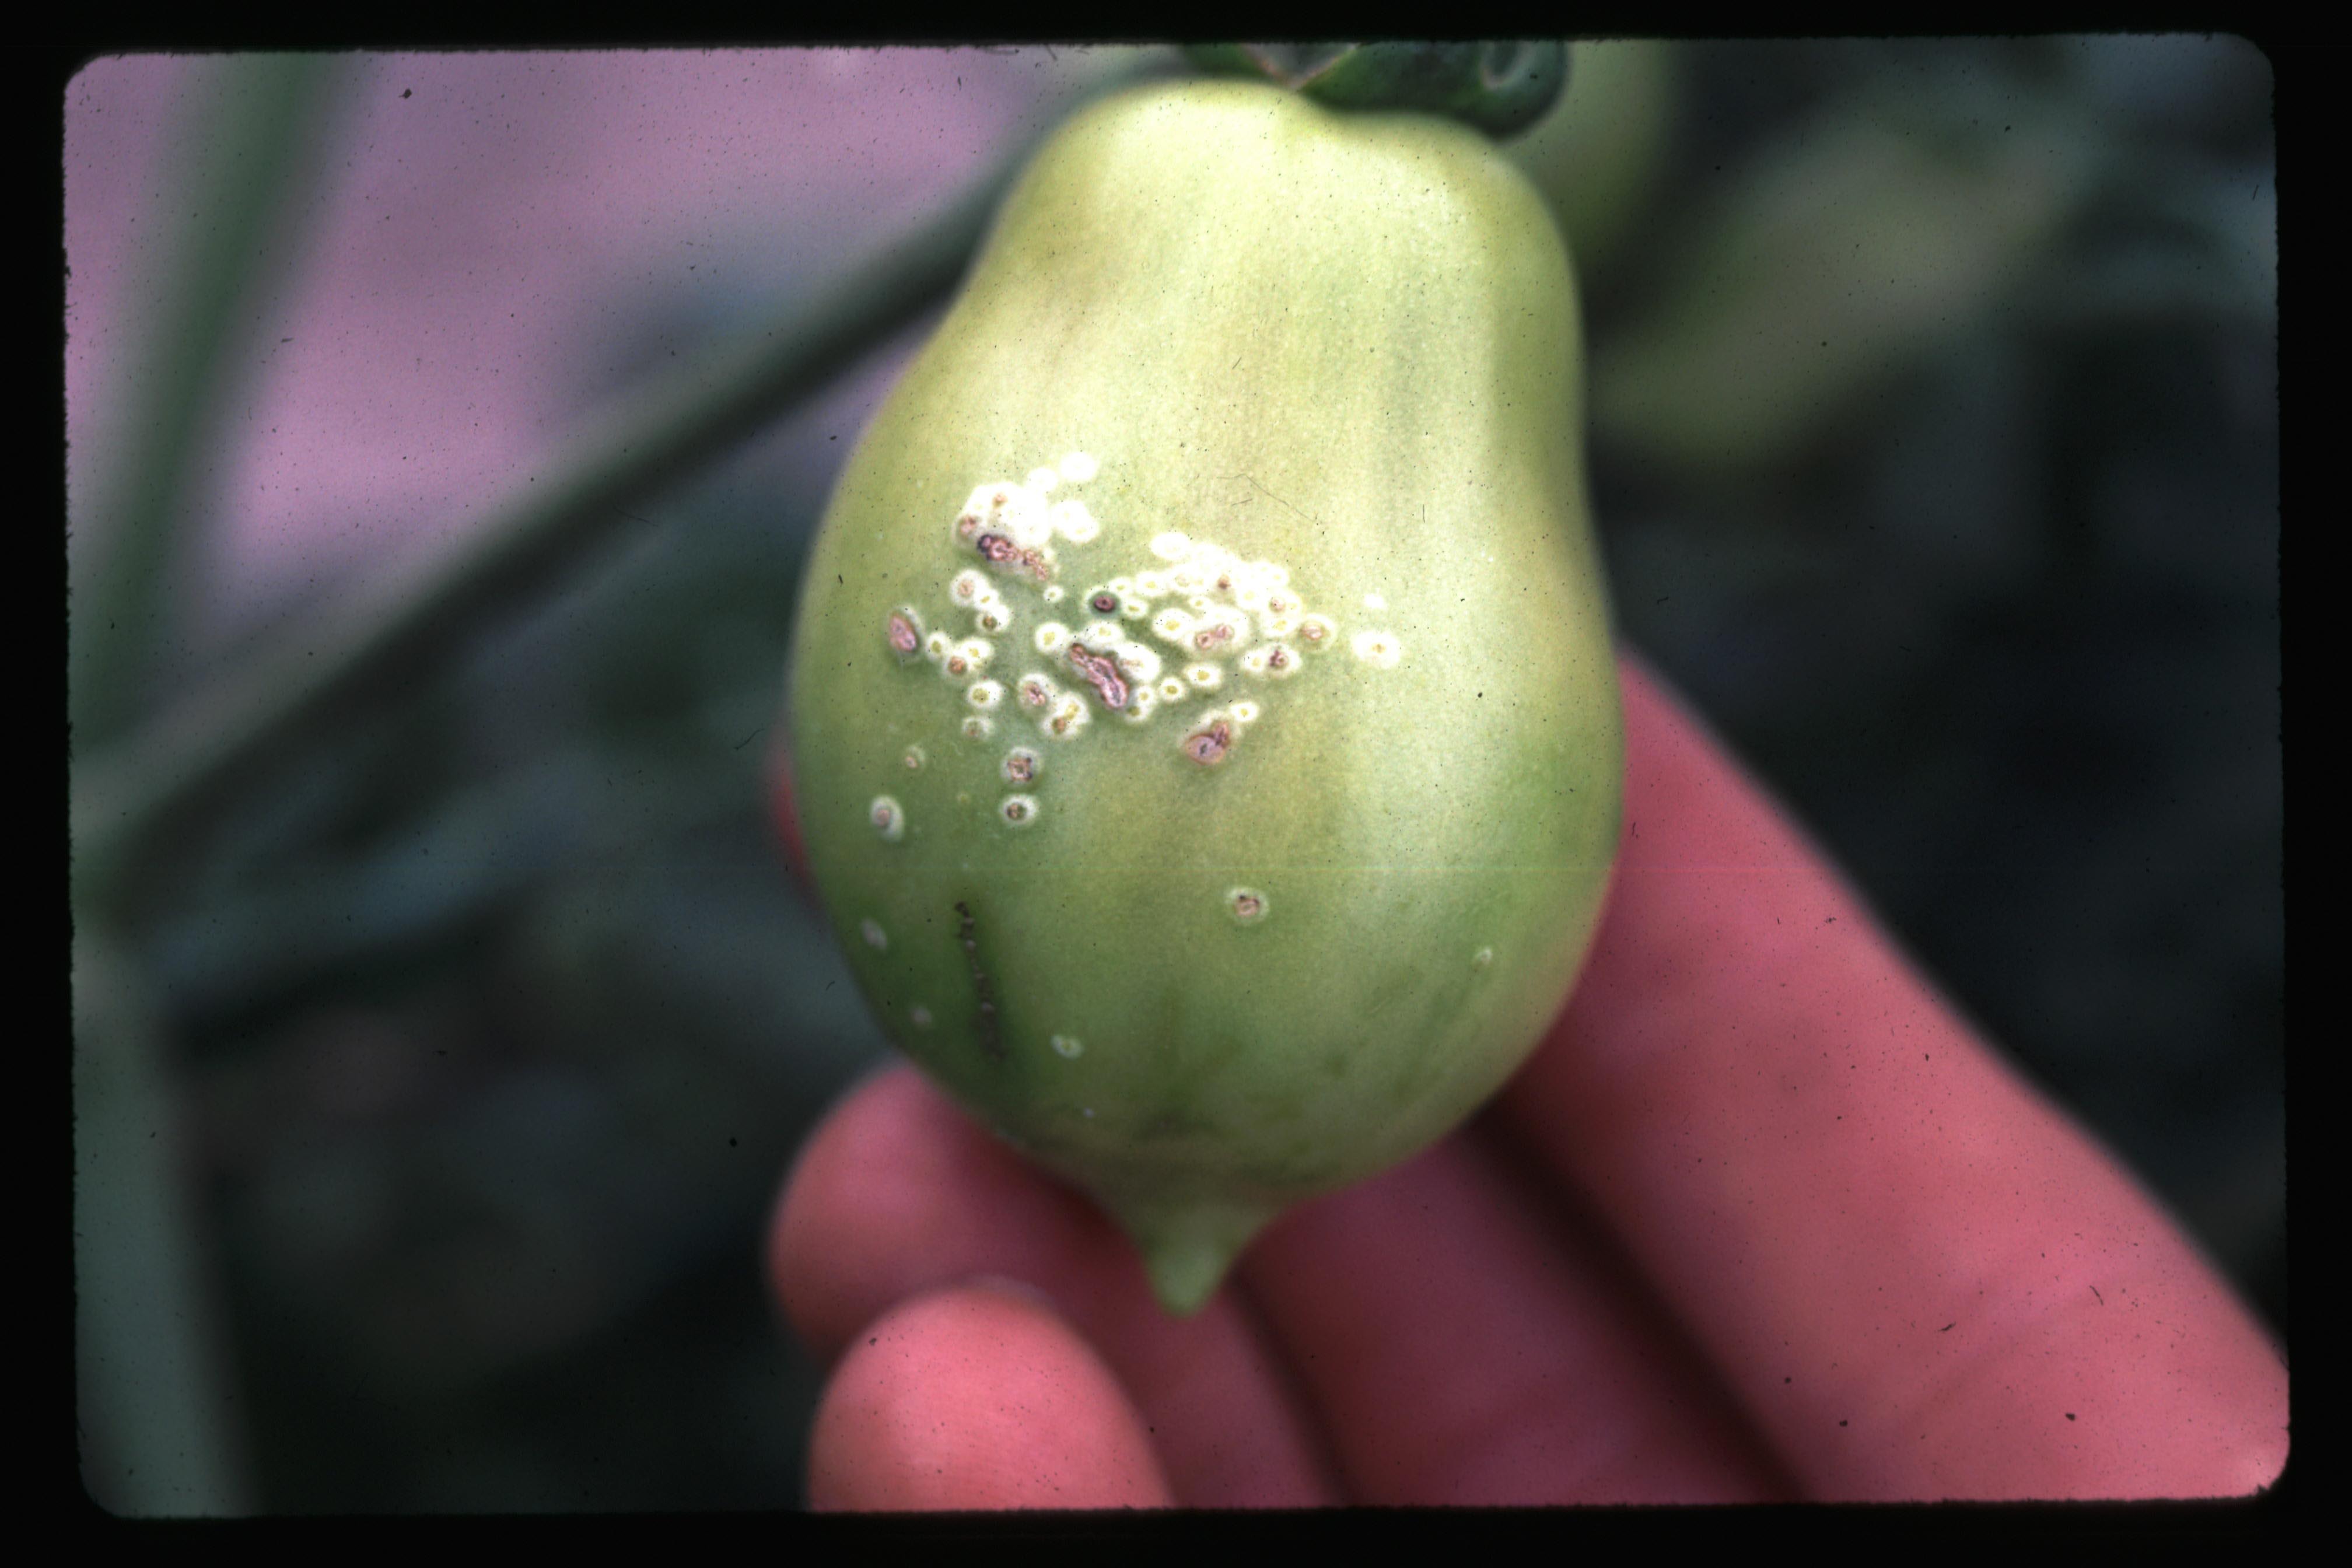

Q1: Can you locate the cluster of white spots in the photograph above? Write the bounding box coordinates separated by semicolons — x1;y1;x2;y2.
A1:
942;638;993;678
1050;1033;1084;1059
883;453;1406;836
948;462;1107;586
861;918;888;951
1227;887;1269;923
869;795;905;842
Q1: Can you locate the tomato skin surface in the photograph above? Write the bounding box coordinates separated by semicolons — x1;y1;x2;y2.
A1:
786;80;1622;1314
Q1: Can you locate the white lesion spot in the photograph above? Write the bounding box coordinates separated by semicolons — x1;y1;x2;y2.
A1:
1026;466;1060;494
1015;671;1061;710
1050;1033;1084;1059
965;679;1005;710
1182;715;1234;765
1472;946;1494;971
869;796;906;842
961;715;993;740
1227;887;1269;923
1058;450;1098;484
1238;642;1299;678
861;918;888;951
957;481;1055;553
1033;621;1072;656
1002;747;1041;785
909;1005;935;1029
902;744;926;771
1051;499;1100;544
1350;629;1403;668
1112;641;1161;685
946;637;995;677
999;793;1040;827
1190;611;1250;656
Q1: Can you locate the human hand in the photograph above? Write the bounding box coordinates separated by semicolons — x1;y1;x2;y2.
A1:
766;652;2288;1507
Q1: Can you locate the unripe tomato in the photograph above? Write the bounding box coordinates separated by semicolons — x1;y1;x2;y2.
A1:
785;79;1621;1314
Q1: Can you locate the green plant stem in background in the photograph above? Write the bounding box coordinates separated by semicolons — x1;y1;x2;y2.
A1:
76;933;254;1515
69;55;342;753
70;52;1166;922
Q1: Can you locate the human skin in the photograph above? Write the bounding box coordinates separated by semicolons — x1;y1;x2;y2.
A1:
766;650;2289;1507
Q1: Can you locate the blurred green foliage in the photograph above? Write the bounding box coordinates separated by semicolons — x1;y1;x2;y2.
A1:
71;40;2277;1511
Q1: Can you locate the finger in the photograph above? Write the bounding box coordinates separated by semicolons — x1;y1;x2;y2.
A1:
770;1065;1346;1506
1242;1122;1795;1503
1494;650;2288;1498
806;1282;1175;1510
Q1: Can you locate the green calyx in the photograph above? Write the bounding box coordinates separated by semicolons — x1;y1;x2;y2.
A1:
1182;41;1569;139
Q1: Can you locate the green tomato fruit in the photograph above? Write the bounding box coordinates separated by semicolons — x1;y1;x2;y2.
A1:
786;79;1622;1315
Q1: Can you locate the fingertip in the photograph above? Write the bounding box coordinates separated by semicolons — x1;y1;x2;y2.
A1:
807;1283;1175;1512
768;1065;943;1364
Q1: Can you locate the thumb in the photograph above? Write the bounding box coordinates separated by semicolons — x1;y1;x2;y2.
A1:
806;1281;1177;1511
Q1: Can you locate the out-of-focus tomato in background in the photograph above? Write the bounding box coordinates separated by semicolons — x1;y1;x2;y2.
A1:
68;42;2278;1511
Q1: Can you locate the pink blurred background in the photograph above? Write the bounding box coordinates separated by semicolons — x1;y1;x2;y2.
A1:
66;47;1137;672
